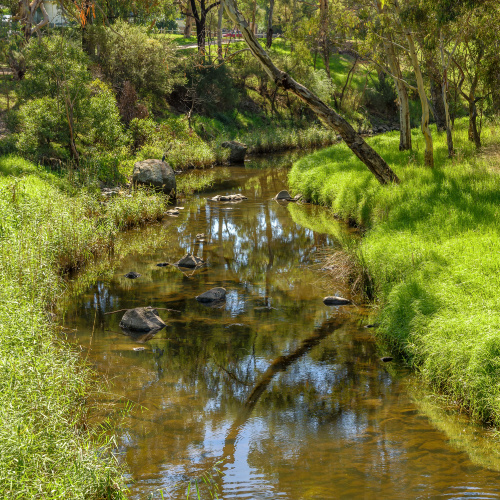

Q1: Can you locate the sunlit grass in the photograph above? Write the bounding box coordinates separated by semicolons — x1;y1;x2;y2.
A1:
289;118;500;424
0;155;172;497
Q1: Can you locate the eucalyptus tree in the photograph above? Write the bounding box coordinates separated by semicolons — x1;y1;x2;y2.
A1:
223;0;400;184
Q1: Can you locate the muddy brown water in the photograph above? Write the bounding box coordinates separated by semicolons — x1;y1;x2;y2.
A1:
65;155;500;499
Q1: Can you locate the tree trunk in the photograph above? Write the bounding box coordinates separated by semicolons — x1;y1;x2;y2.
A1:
184;1;194;37
396;1;433;166
428;66;447;131
469;99;481;148
195;17;206;54
217;3;223;62
319;0;330;79
439;33;454;157
222;0;400;184
250;0;257;33
373;1;411;151
266;0;275;48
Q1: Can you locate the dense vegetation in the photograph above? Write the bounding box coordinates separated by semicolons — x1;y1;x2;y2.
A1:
0;0;499;496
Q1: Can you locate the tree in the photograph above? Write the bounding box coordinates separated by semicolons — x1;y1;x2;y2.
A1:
223;0;399;184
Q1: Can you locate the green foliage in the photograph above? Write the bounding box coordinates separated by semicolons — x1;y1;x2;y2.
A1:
89;20;185;101
16;36;126;161
289;119;500;424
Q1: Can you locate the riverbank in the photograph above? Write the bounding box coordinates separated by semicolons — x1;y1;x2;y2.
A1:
0;155;176;497
289;118;500;424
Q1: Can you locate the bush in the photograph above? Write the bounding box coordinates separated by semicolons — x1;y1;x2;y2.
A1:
88;20;185;102
16;36;126;161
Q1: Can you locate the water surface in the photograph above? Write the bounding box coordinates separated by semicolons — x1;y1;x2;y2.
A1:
65;156;500;499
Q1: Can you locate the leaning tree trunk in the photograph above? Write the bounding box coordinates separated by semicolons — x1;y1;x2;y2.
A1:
266;0;275;48
396;1;433;166
222;0;400;184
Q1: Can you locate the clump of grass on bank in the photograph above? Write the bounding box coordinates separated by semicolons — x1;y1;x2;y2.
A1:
0;155;169;498
289;119;500;424
239;125;339;154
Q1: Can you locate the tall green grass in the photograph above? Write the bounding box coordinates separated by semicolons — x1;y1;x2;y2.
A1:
0;155;168;498
289;119;500;424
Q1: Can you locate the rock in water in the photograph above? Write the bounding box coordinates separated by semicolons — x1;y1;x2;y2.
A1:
119;307;166;332
132;159;176;196
381;356;394;362
221;141;248;163
274;190;292;201
323;296;351;306
196;287;226;303
156;262;169;267
209;194;247;202
175;254;205;268
125;271;141;279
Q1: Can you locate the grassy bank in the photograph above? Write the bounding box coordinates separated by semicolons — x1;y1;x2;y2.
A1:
289;119;500;424
0;155;169;498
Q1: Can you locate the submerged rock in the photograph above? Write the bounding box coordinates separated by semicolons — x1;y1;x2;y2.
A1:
323;296;351;306
209;194;247;202
132;159;176;195
119;307;166;333
166;209;179;216
124;271;141;279
175;253;205;268
156;262;169;267
196;287;226;303
221;140;248;163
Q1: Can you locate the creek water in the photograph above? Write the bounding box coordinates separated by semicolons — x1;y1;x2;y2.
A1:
65;154;500;499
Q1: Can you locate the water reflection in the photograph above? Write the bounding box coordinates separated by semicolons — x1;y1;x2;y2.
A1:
65;155;500;499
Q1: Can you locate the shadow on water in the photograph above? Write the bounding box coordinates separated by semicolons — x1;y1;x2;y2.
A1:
63;151;500;499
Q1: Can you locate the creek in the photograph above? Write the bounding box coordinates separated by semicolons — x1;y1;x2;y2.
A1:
65;153;500;499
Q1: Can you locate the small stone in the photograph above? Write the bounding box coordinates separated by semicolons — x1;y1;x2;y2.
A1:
209;194;247;202
196;287;226;303
274;190;292;201
196;233;206;239
133;347;146;352
156;262;169;267
175;253;205;268
125;271;141;279
381;356;394;363
175;206;184;210
323;296;351;306
166;209;179;216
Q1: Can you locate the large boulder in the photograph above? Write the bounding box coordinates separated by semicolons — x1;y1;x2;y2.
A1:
119;307;166;332
175;253;205;268
274;190;292;201
132;159;176;195
221;141;248;163
196;287;226;303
